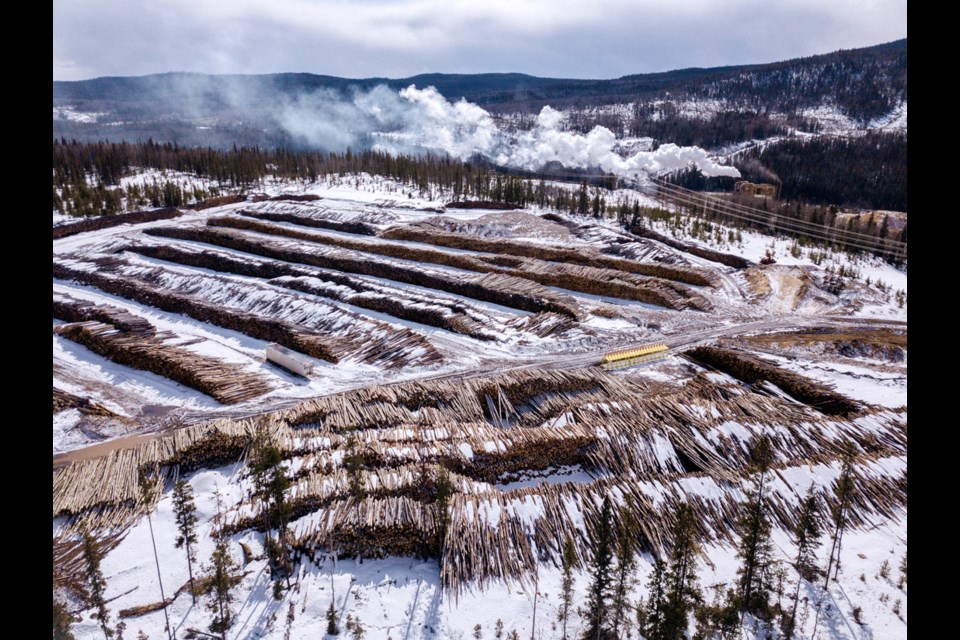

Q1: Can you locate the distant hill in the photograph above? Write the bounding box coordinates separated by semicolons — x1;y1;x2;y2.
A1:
53;39;905;150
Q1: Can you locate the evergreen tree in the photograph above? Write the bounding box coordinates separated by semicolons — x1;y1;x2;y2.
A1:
172;478;199;604
558;536;577;640
53;595;76;640
733;435;776;626
582;496;615;640
639;557;668;640
662;503;702;640
433;466;453;556
326;601;340;635
824;443;856;586
138;469;172;640
249;428;291;583
344;434;366;502
782;487;822;638
206;489;241;640
82;531;113;639
267;460;293;589
610;513;637;638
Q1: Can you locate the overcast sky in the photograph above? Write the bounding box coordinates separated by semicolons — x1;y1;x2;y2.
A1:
53;0;907;81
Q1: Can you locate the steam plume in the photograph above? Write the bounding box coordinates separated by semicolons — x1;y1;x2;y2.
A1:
278;84;740;179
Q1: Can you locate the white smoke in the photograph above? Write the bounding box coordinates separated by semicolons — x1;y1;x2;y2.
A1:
278;84;739;179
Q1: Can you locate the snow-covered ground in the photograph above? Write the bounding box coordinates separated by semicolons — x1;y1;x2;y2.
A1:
54;172;906;640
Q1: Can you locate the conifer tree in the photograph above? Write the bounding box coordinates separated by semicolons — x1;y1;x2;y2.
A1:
433;466;453;556
53;595;76;640
82;531;113;639
610;512;637;638
327;601;340;635
638;558;667;640
138;469;172;640
172;478;199;604
206;489;240;640
733;435;776;626
663;503;702;640
250;428;291;584
782;487;822;638
267;460;293;588
824;443;856;586
559;536;577;640
344;433;367;505
582;496;615;640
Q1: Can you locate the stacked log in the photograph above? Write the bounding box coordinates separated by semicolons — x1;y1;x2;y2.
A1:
380;224;717;287
238;209;377;235
684;346;861;416
52;207;180;240
53;292;155;336
630;224;753;269
204;216;710;311
54;319;273;404
53;387;123;419
52;365;906;590
146;225;583;319
133;242;506;341
187;194;246;210
54;258;443;369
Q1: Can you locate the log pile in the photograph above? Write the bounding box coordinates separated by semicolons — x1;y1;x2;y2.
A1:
52;207;181;240
52;366;906;590
146;224;582;319
53;387;123;419
53;292;156;336
630;225;753;269
131;241;506;341
53;531;127;600
684;346;861;416
285;368;624;430
205;216;710;311
54;257;443;369
294;496;436;561
238;209;378;235
54;319;273;404
380;224;718;287
187;194;246;210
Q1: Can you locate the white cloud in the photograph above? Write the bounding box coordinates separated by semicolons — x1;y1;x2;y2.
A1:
53;0;907;80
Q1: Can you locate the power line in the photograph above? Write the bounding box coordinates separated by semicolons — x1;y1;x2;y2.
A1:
650;181;906;256
655;180;907;247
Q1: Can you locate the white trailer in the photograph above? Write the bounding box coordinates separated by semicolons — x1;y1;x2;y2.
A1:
265;343;314;377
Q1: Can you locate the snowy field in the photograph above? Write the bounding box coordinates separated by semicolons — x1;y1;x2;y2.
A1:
54;173;906;640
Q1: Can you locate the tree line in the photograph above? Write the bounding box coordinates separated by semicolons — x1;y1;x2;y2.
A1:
561;437;898;640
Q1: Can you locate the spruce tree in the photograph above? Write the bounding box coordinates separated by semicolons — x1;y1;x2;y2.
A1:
610;513;637;638
53;595;76;640
327;601;340;635
250;428;291;584
138;469;172;640
172;478;199;604
662;503;701;640
638;558;667;640
582;496;615;640
206;489;240;640
782;487;822;639
82;531;113;639
433;465;453;556
558;536;577;640
824;443;856;586
733;435;776;626
267;461;293;588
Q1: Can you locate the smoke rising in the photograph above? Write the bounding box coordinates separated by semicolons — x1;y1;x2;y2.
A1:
278;84;740;179
739;157;780;184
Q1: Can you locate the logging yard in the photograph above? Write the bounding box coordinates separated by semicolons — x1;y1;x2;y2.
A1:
53;175;907;640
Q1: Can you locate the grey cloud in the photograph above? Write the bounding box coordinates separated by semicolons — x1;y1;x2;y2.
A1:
54;0;906;81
